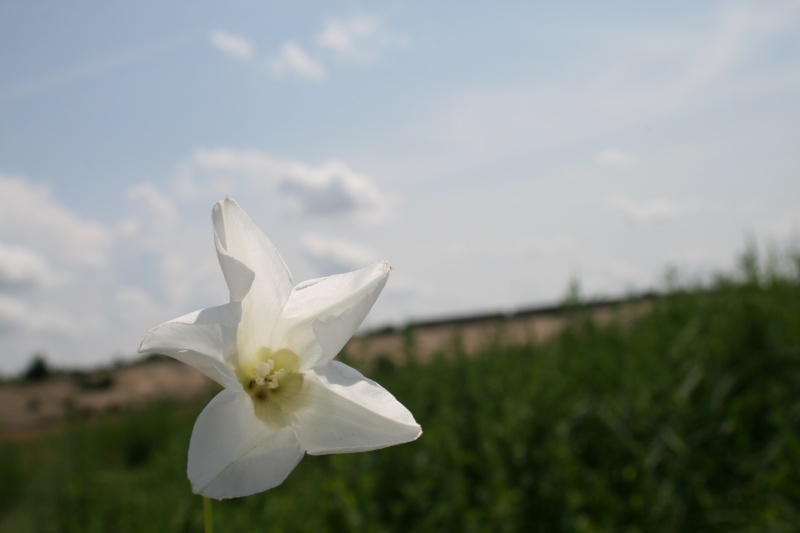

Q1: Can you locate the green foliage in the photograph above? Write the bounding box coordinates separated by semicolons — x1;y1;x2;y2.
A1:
22;355;51;382
2;249;800;532
0;443;25;515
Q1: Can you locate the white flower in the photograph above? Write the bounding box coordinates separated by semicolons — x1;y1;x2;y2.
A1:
139;197;421;499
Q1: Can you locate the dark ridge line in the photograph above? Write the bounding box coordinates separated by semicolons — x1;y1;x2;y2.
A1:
11;292;660;381
363;291;660;336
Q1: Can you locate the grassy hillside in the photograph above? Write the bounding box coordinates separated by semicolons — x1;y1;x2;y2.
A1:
2;249;799;532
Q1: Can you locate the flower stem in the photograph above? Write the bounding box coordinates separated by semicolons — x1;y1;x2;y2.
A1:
203;496;214;533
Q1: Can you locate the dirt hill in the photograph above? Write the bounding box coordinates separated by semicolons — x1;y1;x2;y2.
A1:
0;294;653;435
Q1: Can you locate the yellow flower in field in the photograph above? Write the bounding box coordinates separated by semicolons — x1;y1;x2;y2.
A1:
140;197;420;499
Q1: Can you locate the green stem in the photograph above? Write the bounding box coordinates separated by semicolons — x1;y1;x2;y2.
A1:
203;496;214;533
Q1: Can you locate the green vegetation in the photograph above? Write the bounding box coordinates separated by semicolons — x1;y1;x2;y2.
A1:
2;249;799;532
22;355;52;382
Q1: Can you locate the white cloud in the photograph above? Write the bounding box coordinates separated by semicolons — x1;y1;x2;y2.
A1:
126;182;178;227
0;173;218;373
606;195;700;225
189;147;286;178
267;41;326;81
209;30;255;60
0;173;113;268
0;295;29;332
301;233;381;275
0;241;58;290
596;149;635;168
117;180;222;308
0;294;76;335
116;217;140;238
263;14;408;83
422;3;800;168
317;15;409;64
279;160;388;217
112;285;161;324
182;148;390;219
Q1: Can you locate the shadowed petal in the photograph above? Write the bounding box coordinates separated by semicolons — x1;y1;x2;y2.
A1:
213;197;294;364
189;389;305;499
282;361;421;455
138;303;241;389
272;261;390;372
213;232;255;304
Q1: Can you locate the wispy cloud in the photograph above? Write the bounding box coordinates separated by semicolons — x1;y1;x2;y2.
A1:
120;182;180;252
278;160;387;216
596;149;635;168
0;173;121;362
0;294;76;335
264;14;408;81
0;174;113;268
424;3;800;166
0;241;57;291
301;233;380;275
317;15;409;64
267;41;326;81
0;171;229;371
126;183;178;227
0;34;194;105
606;195;700;225
209;29;255;60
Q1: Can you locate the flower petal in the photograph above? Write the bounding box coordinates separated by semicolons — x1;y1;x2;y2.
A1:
212;197;294;364
139;303;241;389
189;389;305;499
272;261;391;372
282;361;421;455
214;233;255;304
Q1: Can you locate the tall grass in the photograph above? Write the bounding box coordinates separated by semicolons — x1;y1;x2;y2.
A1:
2;248;799;532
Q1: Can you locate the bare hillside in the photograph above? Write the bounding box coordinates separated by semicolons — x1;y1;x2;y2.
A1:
0;294;653;434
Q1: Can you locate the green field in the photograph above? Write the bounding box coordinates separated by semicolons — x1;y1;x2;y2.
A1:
2;248;799;532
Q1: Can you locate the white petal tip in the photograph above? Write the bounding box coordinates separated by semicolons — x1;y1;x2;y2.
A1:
375;260;392;276
137;335;151;354
215;195;237;209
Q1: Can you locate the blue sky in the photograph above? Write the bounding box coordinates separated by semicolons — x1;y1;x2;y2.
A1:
1;2;798;374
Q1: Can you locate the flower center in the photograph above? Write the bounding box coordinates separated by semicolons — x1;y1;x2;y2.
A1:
238;348;302;427
253;360;286;390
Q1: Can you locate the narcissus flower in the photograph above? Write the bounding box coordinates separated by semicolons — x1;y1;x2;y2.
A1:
139;197;421;499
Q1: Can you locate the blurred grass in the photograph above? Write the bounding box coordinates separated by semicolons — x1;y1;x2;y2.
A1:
2;247;800;532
